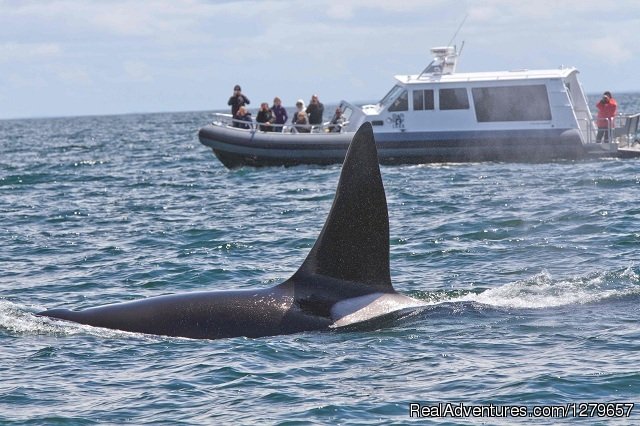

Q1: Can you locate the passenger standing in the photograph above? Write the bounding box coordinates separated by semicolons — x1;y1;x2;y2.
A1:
595;91;618;143
306;94;325;126
256;102;274;132
292;99;305;126
228;84;250;117
270;97;288;132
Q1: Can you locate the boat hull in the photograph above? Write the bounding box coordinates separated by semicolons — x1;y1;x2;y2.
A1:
198;124;586;168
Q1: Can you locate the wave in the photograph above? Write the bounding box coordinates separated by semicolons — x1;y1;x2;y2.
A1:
0;299;153;340
416;266;640;310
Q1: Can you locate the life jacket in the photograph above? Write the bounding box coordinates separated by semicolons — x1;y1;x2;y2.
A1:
596;99;618;128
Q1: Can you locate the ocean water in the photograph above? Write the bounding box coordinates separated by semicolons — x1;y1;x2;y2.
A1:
1;95;640;424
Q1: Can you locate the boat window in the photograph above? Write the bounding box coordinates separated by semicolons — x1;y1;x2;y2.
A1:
413;90;434;111
439;88;469;110
341;105;353;121
388;90;408;112
472;85;551;122
379;85;405;107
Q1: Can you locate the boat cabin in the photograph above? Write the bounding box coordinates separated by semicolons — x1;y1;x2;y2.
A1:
340;46;594;145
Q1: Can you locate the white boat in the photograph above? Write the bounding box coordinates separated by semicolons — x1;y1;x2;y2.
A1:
199;46;640;168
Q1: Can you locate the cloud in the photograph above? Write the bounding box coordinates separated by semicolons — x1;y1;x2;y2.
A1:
0;0;217;44
6;72;48;89
587;36;633;65
0;42;61;63
468;0;617;22
123;60;154;82
325;0;447;20
1;0;640;119
47;64;93;85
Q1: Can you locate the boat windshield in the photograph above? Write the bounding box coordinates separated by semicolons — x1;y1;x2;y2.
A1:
378;85;405;107
340;104;353;121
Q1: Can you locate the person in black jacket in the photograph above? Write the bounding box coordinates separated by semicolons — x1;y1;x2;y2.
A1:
256;102;273;132
327;107;344;133
228;85;250;117
306;94;324;125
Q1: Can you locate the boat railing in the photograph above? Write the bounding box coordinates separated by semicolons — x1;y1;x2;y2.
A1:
615;113;640;147
210;113;350;134
212;113;254;130
577;114;640;147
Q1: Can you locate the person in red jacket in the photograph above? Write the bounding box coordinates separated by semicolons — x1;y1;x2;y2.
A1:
595;91;618;143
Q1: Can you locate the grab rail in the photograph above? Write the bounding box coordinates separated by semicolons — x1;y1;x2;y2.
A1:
616;113;640;147
210;113;349;134
577;114;640;147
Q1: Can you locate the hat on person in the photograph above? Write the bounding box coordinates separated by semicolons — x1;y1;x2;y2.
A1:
234;85;242;91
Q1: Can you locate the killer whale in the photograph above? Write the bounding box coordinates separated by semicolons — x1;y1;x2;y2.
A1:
39;123;420;339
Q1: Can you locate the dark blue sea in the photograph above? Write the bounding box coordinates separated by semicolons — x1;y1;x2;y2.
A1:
1;94;640;424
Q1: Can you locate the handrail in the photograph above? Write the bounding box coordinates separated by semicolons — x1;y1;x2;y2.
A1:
618;113;640;147
577;114;640;147
210;113;349;134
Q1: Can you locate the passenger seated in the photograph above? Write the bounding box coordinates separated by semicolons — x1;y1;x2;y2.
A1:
294;111;310;133
233;106;252;129
256;102;273;132
292;99;305;125
327;107;344;132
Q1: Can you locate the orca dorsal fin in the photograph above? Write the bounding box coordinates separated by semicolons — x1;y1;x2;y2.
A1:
291;122;392;291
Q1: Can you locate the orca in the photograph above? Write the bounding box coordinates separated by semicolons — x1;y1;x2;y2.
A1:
38;123;421;340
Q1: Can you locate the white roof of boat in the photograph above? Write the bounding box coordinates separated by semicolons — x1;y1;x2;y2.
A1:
395;67;578;84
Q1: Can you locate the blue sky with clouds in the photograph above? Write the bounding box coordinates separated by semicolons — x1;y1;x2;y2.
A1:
1;0;639;119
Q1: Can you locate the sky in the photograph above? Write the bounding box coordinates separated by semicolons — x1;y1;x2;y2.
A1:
1;0;639;119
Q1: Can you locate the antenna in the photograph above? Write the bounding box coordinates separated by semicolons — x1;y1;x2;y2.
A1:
417;14;467;78
447;14;468;47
